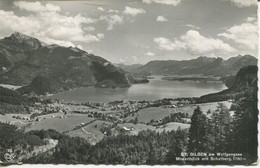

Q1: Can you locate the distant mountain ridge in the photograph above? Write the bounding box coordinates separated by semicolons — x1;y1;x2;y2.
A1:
198;65;257;103
123;55;257;77
116;63;143;72
0;32;130;95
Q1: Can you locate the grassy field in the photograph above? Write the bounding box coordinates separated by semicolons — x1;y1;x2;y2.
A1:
0;84;22;89
67;120;113;145
1;101;231;145
0;113;31;127
126;101;232;123
118;123;155;135
25;113;95;132
174;101;232;115
126;107;177;123
118;122;190;135
67;121;190;144
155;122;190;133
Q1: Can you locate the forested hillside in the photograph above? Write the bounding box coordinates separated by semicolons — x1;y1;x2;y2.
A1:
198;65;257;103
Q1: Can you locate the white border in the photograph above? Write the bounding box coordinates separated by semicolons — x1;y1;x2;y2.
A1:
2;1;260;168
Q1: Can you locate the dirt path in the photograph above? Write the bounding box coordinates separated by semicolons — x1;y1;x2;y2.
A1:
81;127;99;142
63;119;97;134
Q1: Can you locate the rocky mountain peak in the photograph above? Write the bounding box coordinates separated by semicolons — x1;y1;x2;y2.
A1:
4;32;42;50
9;32;33;41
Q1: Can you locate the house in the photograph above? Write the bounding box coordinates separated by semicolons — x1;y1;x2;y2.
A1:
180;100;190;105
228;99;235;102
123;126;131;131
23;117;30;121
170;100;178;105
35;102;41;106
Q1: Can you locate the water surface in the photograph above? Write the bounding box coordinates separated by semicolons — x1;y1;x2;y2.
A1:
49;76;227;103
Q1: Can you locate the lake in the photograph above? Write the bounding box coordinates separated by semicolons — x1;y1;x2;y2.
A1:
49;76;227;103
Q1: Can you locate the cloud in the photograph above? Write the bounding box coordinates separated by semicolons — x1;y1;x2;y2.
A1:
83;26;95;32
143;0;181;6
99;14;124;30
154;30;236;54
218;21;258;50
0;1;102;48
119;58;126;63
14;1;61;12
77;45;83;50
185;24;200;29
181;30;236;54
40;37;75;47
108;9;119;13
154;37;185;51
145;52;155;56
229;0;257;7
97;33;104;39
123;7;146;17
86;49;93;54
0;10;40;35
97;7;104;11
156;16;168;22
246;16;256;22
132;56;138;62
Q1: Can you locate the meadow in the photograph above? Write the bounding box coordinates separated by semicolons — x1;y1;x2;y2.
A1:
155;122;190;133
0;113;31;127
67;120;113;145
126;101;232;123
25;113;95;132
118;122;190;135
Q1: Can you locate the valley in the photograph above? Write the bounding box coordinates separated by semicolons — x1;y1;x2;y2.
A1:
0;0;258;164
0;33;257;147
0;94;231;145
0;32;257;165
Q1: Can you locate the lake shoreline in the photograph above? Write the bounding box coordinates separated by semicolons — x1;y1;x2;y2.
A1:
46;76;227;104
161;76;223;83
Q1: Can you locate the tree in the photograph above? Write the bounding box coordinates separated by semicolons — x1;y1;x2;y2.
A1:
206;109;211;115
208;103;231;152
231;93;258;163
146;145;156;164
133;117;138;124
165;127;187;164
187;106;207;152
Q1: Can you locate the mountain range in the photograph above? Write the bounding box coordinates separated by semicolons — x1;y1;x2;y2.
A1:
0;32;257;95
0;32;130;95
121;55;257;77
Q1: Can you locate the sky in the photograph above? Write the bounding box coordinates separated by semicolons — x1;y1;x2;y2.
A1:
0;0;258;64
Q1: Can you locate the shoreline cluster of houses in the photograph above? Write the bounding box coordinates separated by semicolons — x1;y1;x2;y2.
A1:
10;98;193;132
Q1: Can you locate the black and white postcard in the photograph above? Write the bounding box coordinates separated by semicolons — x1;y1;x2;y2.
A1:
0;0;258;166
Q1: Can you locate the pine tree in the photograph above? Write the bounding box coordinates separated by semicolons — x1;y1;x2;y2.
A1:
133;117;138;124
187;106;207;152
232;93;258;163
209;103;231;152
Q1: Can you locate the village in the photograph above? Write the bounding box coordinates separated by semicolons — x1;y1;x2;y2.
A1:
16;98;191;123
3;97;231;145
